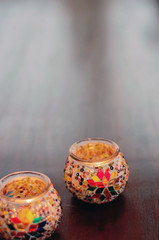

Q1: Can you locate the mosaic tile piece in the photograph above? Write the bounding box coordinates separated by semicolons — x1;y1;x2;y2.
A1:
11;231;17;236
103;188;111;200
108;179;115;187
28;224;38;233
24;233;30;239
38;221;46;230
15;223;24;230
7;224;16;231
108;186;115;192
92;194;102;199
16;232;25;237
37;228;46;233
110;191;118;196
102;177;108;186
96;182;105;188
95;188;105;194
87;179;96;187
34;233;43;238
6;191;12;196
11;218;21;224
100;195;106;201
97;169;104;180
19;208;34;225
114;184;120;191
87;186;96;191
105;170;110;181
91;176;101;182
110;171;117;179
33;217;41;224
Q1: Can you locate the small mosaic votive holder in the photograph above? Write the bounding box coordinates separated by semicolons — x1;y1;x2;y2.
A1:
0;171;62;240
64;138;129;204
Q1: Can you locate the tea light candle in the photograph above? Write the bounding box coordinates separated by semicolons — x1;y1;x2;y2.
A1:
0;171;62;240
64;138;129;204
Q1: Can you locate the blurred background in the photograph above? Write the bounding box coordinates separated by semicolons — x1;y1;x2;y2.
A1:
0;0;159;239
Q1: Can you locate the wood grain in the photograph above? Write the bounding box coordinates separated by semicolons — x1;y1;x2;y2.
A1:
0;0;159;239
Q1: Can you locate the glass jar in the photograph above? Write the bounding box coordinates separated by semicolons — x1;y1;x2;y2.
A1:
0;171;62;240
64;138;129;204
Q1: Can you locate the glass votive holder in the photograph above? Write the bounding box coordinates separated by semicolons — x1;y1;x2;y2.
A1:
0;171;62;240
64;138;129;204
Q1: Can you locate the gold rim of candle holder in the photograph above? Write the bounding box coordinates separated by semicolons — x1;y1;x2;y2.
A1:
0;171;52;204
69;138;120;165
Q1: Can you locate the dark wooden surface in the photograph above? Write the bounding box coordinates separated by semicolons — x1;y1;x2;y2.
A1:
0;0;159;239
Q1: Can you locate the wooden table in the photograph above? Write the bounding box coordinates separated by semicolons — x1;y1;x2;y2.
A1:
0;0;159;239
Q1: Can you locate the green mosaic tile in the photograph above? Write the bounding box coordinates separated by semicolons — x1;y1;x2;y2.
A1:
96;188;105;194
7;224;16;230
100;195;106;201
110;191;118;196
33;216;41;223
108;186;114;192
87;186;96;191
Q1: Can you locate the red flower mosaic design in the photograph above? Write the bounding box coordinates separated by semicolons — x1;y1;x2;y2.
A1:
87;169;110;188
87;169;119;201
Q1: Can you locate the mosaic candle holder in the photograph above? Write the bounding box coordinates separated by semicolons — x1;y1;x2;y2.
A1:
64;138;129;204
0;171;62;240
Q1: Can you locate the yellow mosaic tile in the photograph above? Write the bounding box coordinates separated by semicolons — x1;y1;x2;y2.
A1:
110;171;117;179
19;208;34;224
102;177;108;186
92;176;100;182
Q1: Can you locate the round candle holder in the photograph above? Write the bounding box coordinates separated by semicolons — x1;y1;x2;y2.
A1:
0;171;62;240
64;138;129;204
